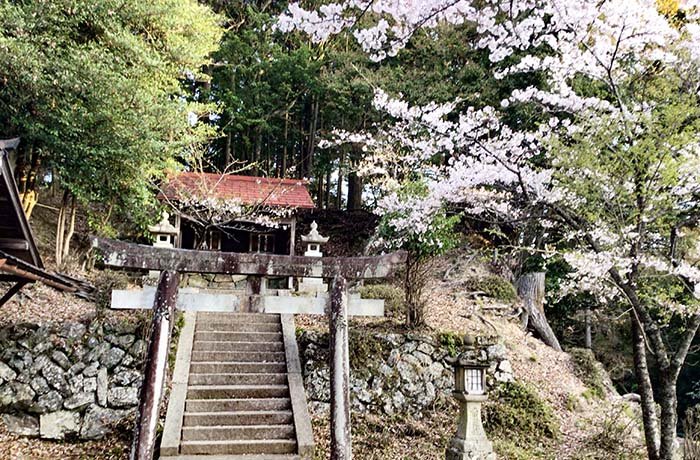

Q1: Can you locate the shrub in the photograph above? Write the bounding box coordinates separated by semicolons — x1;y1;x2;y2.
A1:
569;348;607;399
484;380;559;444
437;331;464;357
462;275;517;303
576;404;645;460
359;284;404;318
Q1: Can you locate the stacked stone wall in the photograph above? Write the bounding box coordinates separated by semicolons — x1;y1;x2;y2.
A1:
298;330;514;416
0;319;147;440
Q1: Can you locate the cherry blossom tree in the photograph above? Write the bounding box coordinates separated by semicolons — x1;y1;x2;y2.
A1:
279;1;700;458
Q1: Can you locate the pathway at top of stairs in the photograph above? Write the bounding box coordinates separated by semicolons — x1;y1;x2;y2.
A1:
160;311;313;460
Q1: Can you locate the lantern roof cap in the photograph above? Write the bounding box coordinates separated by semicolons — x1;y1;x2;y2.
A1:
446;355;489;368
148;211;178;235
301;221;329;244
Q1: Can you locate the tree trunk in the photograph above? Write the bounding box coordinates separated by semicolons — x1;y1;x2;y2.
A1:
55;190;70;267
517;272;562;351
325;169;332;209
281;111;289;178
405;254;427;328
61;195;77;264
317;172;325;209
347;172;362;210
225;131;233;170
253;126;262;175
658;373;678;460
305;97;319;180
336;150;344;209
584;307;592;349
630;312;660;460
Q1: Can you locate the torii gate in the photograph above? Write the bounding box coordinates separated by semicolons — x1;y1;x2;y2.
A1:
91;237;406;460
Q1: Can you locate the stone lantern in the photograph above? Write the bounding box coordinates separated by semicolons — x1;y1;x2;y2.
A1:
147;211;178;278
298;221;329;293
149;211;178;249
446;349;496;460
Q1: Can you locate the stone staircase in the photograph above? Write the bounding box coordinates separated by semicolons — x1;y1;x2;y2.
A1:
160;311;314;459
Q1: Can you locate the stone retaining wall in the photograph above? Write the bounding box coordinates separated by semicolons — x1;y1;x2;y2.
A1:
0;318;148;440
298;330;514;416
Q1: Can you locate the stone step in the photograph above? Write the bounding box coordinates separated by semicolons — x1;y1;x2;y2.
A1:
196;322;282;333
189;373;288;386
197;312;281;323
189;362;287;374
191;350;286;363
186;385;290;400
182;424;296;441
183;410;294;427
185;397;292;413
161;455;299;460
180;439;297;456
195;331;283;343
193;341;285;353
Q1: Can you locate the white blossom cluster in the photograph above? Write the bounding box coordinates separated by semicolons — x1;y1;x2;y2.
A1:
281;0;700;311
177;194;294;229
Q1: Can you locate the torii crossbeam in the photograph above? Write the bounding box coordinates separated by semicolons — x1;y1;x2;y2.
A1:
91;236;406;460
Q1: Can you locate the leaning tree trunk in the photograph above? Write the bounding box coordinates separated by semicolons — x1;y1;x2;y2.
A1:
517;272;562;351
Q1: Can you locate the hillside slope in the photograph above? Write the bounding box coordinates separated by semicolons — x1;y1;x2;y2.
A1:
297;252;645;459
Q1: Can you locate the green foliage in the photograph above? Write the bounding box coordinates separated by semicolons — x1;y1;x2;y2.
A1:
0;0;222;232
569;348;607;400
437;332;464;357
565;393;581;412
376;180;461;260
484;380;559;444
462;275;517;303
359;284;404;318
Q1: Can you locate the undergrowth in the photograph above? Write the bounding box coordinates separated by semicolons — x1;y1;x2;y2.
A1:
484;380;559;452
569;348;607;399
462;275;517;303
574;404;645;460
359;284;404;318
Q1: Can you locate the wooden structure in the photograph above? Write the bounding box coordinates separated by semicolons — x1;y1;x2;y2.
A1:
92;237;406;460
160;172;315;256
0;144;89;305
